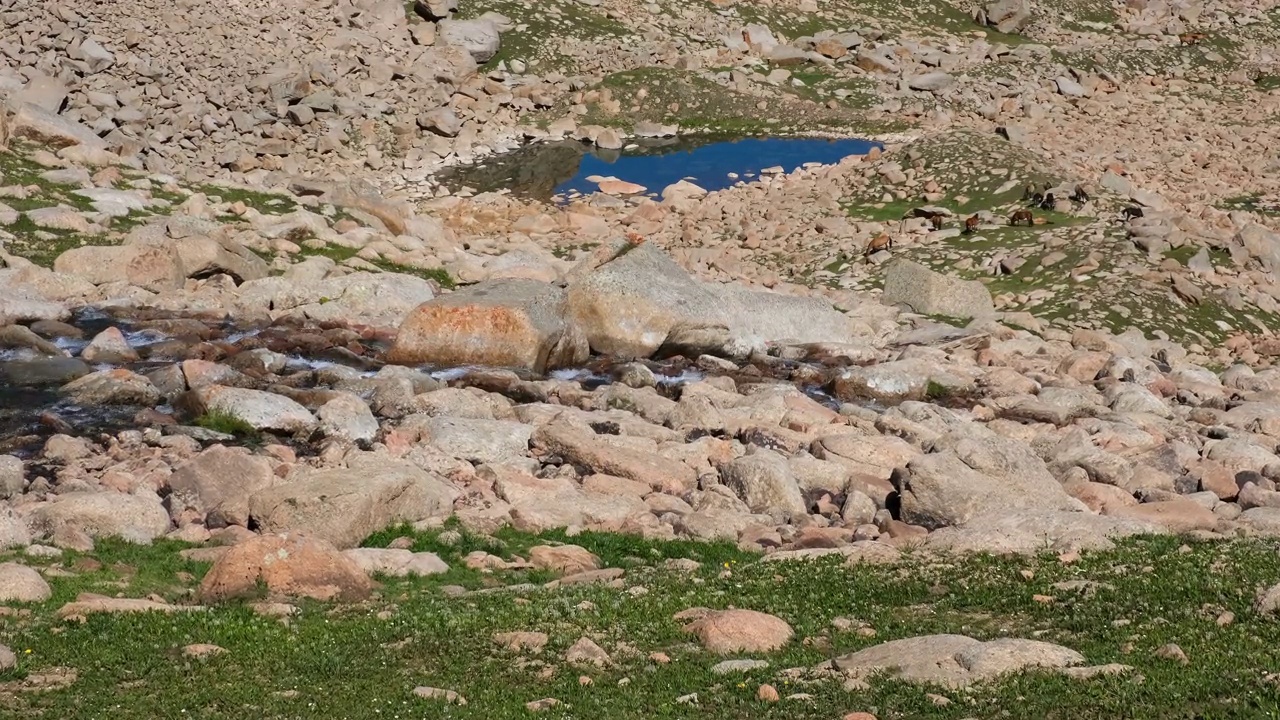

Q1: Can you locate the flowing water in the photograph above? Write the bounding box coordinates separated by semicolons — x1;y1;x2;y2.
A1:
0;308;871;458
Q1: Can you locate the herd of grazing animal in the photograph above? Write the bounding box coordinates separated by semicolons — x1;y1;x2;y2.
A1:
862;179;1147;258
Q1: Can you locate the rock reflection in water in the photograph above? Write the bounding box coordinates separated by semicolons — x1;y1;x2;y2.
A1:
437;135;882;202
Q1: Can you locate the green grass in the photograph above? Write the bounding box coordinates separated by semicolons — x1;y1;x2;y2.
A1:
453;0;630;72
5;530;1280;718
1220;193;1280;216
0;216;105;268
0;146;95;213
297;244;456;289
715;0;975;40
575;67;901;137
194;410;259;438
196;184;298;217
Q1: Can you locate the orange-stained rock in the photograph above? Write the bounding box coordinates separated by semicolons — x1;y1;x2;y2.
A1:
387;279;587;373
199;533;373;603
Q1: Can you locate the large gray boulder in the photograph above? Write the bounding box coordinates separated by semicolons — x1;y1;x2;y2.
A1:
28;491;170;542
236;272;436;328
54;236;267;291
167;445;277;527
54;245;184;293
881;259;994;319
438;19;501;63
1235;224;1280;271
416;416;532;465
894;424;1084;529
924;510;1164;554
721;450;808;522
387;279;588;373
566;242;863;359
829;635;1086;688
248;455;459;548
185;386;317;433
0;455;23;499
984;0;1034;34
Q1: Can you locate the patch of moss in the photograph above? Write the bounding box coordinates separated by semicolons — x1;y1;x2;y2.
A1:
296;244;456;289
195;184;298;216
194;410;258;437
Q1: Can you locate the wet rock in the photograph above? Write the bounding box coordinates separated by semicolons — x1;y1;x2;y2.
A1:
199;533;373;602
881;260;994;319
830;635;1084;688
0;357;89;388
387;279;587;373
60;369;161;406
186;386;317;433
80;327;139;364
249;455;458;548
29;491;170;543
0;324;64;355
831;359;971;404
0;562;52;602
0;455;24;499
167;445;277;528
683;609;794;654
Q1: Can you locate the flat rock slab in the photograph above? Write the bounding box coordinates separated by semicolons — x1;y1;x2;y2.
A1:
56;594;204;619
924;509;1165;554
712;659;770;674
342;548;450;577
829;635;1085;688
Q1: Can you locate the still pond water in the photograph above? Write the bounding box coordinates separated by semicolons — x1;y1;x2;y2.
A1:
436;135;883;202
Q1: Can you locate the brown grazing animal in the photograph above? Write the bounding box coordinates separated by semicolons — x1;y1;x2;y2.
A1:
964;215;981;234
1009;209;1034;226
930;215;945;231
1179;32;1207;45
864;233;893;256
